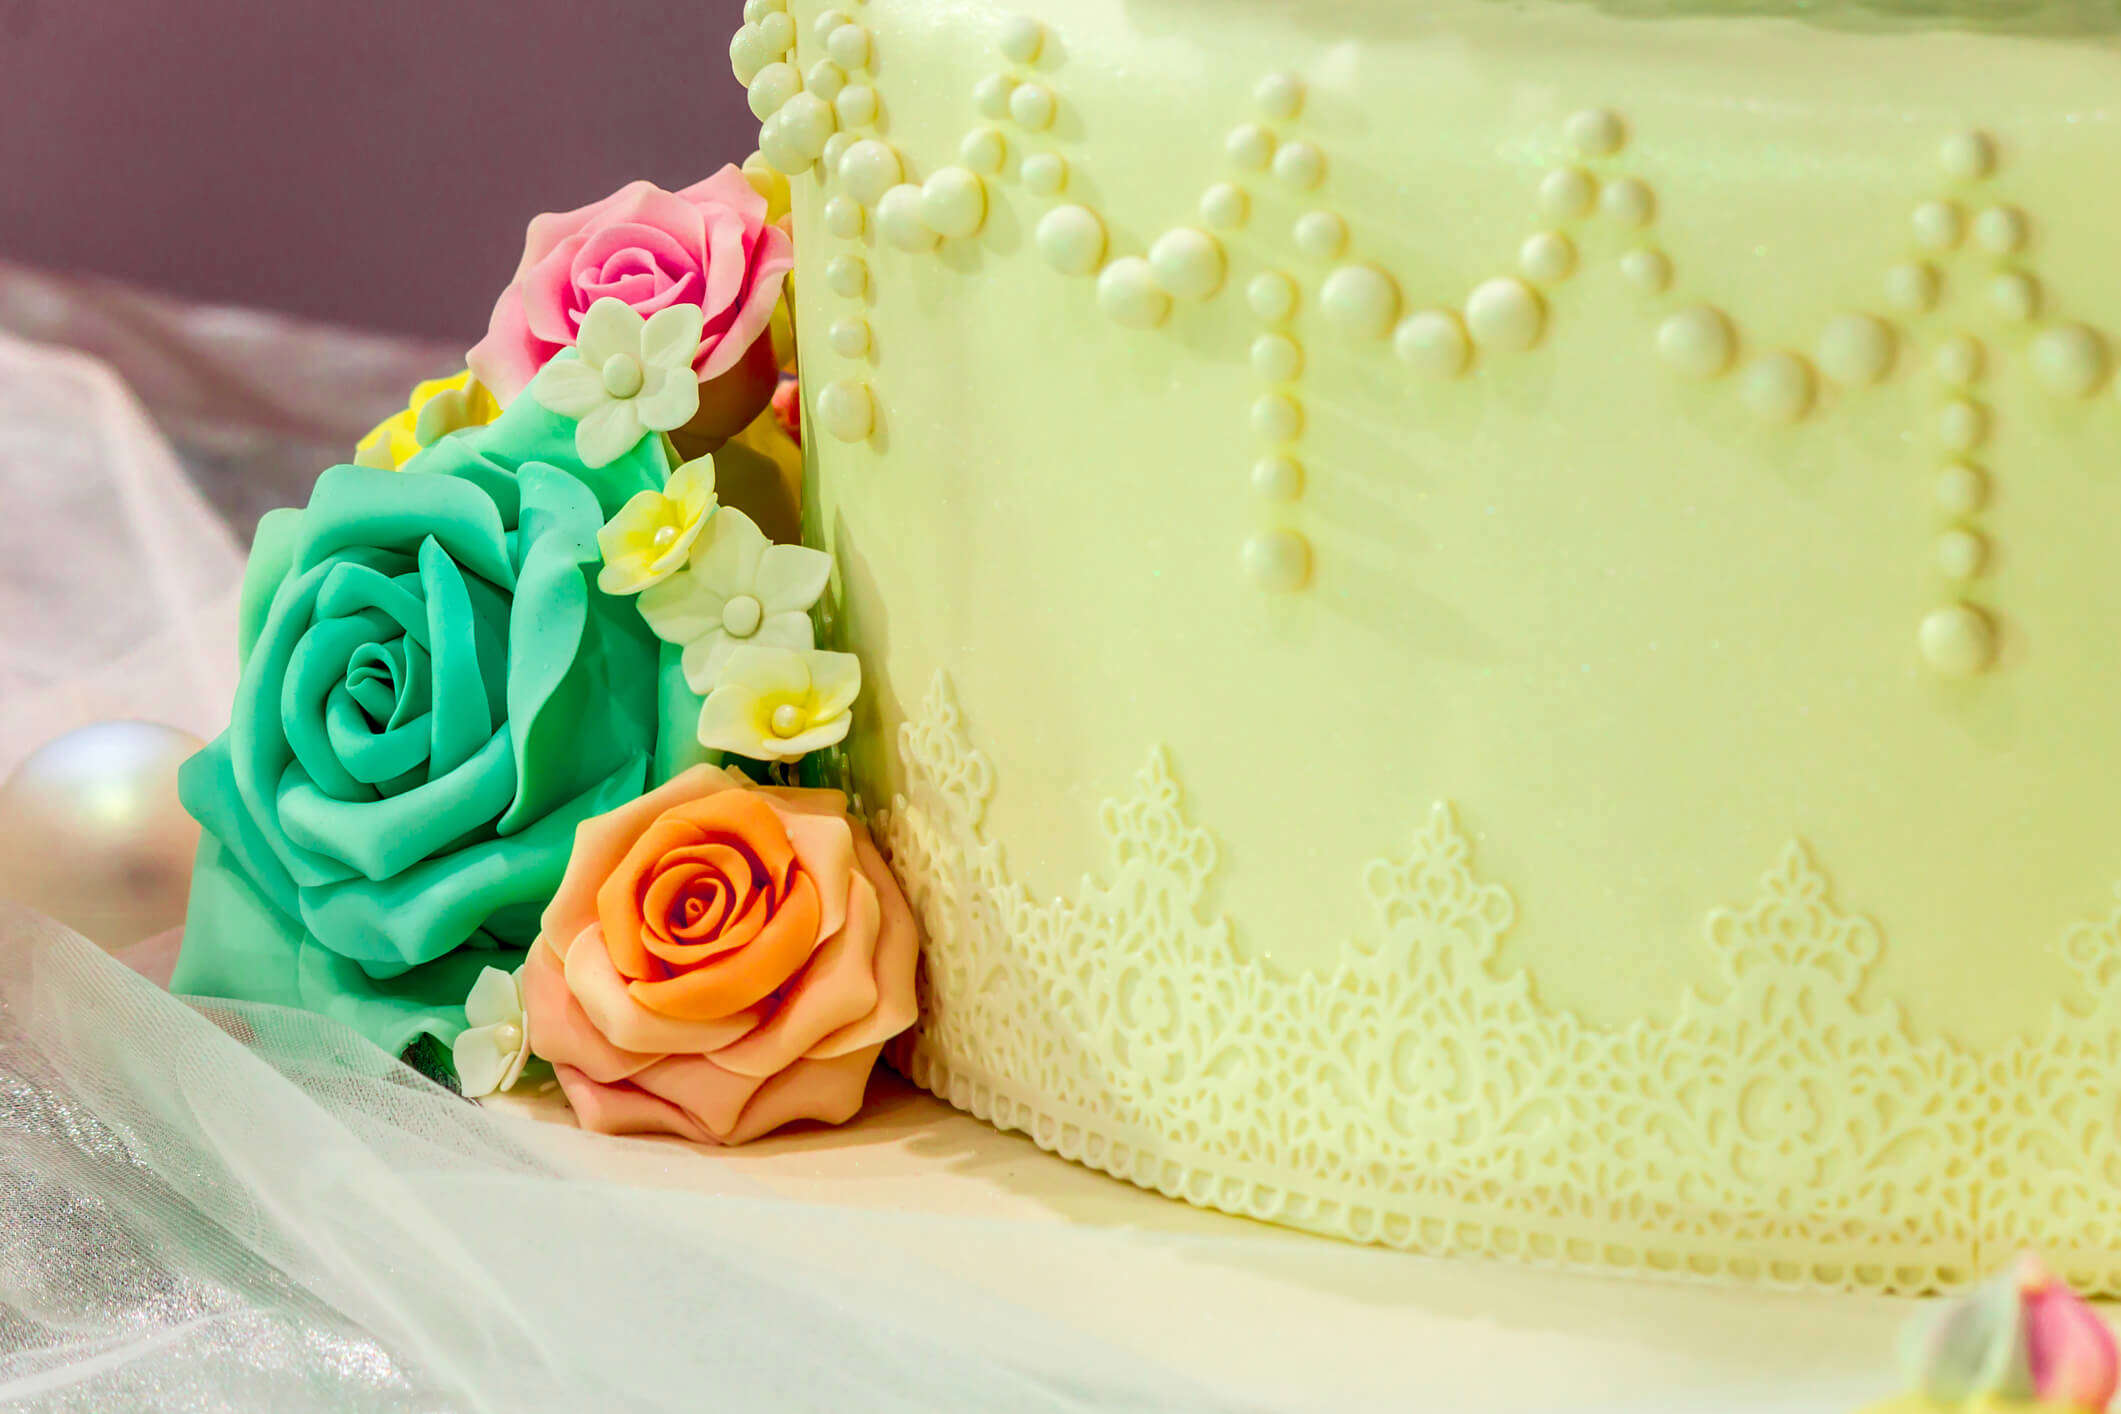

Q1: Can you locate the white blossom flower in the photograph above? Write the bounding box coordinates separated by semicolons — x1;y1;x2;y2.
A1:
530;297;703;468
595;458;718;596
452;965;532;1099
697;645;860;761
637;506;832;690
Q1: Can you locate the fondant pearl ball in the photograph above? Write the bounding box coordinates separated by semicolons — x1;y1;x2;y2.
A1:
1255;72;1303;122
1817;314;1895;386
821;131;856;173
1884;262;1940;315
1020;152;1068;194
1940;130;1996;182
1199;183;1248;230
816;379;874;441
1273;141;1326;190
813;9;852;42
1149;228;1225;300
1740;353;1816;423
730;25;771;85
2033;324;2108;398
835;84;879;127
747;61;802;121
494;1021;524;1052
974;73;1016;120
823;194;864;238
0;721;206;951
1600;177;1655;227
741;0;780;23
999;14;1044;62
1251;393;1302;442
1009;82;1057;130
600;353;646;398
961;126;1007;174
754;8;795;55
876;184;938;251
1619;248;1672;294
824;21;870;71
828;317;871;357
1936;528;1987;581
1934;335;1984;386
759;92;835;172
1975;205;2028;255
839;138;902;207
1939;398;1988;452
1251;454;1303;501
824;254;867;298
805;59;847;102
1920;603;1996;678
1656;306;1736;379
1226;123;1275;171
770;703;806;738
1565;108;1627;158
1936;462;1988;515
1294;210;1348;260
1990;272;2041;323
1251;333;1303;383
1539;167;1597;221
1097;257;1170;329
1912;200;1965;251
1242;530;1311;592
1395;310;1471;379
1248;271;1298;323
1320;264;1400;340
1465;277;1545;351
922;167;988;239
1519;231;1577;284
1035;205;1106;275
723;593;767;638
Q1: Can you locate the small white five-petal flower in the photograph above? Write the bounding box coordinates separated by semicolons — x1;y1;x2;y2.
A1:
452;965;532;1099
697;645;861;761
530;297;704;468
637;506;833;690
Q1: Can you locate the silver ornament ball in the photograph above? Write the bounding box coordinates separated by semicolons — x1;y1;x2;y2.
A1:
0;720;204;952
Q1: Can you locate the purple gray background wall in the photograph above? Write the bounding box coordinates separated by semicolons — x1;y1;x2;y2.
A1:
0;0;756;343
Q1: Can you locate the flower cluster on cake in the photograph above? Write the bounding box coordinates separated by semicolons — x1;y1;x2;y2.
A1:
172;162;917;1145
1863;1257;2117;1413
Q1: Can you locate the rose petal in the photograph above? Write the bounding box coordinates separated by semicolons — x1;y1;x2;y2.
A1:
720;1047;880;1144
466;287;552;406
553;1064;714;1143
518;235;590;347
596;792;792;978
769;803;854;946
541;765;744;955
806;827;920;1057
561;920;763;1055
696;220;793;382
627;869;820;1020
521;934;660;1084
711;869;879;1077
627;1053;770;1139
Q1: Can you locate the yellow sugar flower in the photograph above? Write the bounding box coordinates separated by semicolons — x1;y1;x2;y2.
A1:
595;457;719;596
697;646;860;762
353;370;500;470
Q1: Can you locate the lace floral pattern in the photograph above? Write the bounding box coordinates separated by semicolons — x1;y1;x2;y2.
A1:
881;672;2121;1293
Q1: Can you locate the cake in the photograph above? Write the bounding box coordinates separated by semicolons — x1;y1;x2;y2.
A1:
734;0;2121;1289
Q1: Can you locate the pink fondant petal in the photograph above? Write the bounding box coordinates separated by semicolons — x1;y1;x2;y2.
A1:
677;166;768;227
710;873;880;1078
806;829;920;1058
564;918;765;1055
516;181;656;278
628;1053;771;1139
518;236;590;347
553;1064;715;1143
465;286;550;406
697;221;791;381
542;765;745;952
521;936;660;1085
697;206;750;335
594;182;711;261
723;1047;882;1144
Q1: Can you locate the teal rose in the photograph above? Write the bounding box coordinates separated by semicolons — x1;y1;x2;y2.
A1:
175;395;698;1058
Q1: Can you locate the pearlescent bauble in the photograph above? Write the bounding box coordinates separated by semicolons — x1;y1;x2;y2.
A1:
0;721;203;951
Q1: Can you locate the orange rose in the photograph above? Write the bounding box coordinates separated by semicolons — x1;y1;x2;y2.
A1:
521;765;916;1143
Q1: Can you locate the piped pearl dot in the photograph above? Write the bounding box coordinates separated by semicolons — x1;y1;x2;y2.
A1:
1519;231;1577;285
1740;353;1815;423
1920;603;1995;678
806;60;847;102
1251;393;1302;442
741;0;779;20
1035;205;1104;275
1251;333;1303;383
1912;200;1965;251
1940;131;1996;182
1255;72;1303;121
1990;271;2040;323
1600;178;1654;227
998;14;1043;62
824;21;869;70
494;1022;524;1051
1565;108;1627;158
730;25;770;85
960;126;1007;174
838;138;901;207
835;84;879;127
1293;210;1348;260
1939;398;1987;452
974;74;1016;120
876;184;937;251
2032;323;2109;398
1619;248;1672;294
1933;334;1984;386
1150;228;1225;299
922;166;987;239
651;524;678;550
1243;530;1310;592
770;703;806;738
1273;141;1325;190
823;195;864;239
1097;257;1170;329
816;379;874;441
1540;167;1597;222
824;253;867;298
821;131;855;172
1465;277;1545;351
1657;306;1736;379
813;9;851;42
1935;462;1988;516
1884;262;1940;315
1009;82;1056;130
828;317;871;358
1936;528;1987;581
1226;123;1275;171
1396;310;1470;379
1974;205;2028;255
1020;152;1067;194
722;594;765;638
747;62;802;122
759;92;835;172
1200;183;1248;229
1817;314;1895;387
600;353;644;399
1248;271;1298;323
754;9;796;54
1320;264;1400;340
1251;455;1302;501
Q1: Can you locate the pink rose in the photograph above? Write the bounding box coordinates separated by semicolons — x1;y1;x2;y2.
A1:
469;170;794;444
521;766;918;1144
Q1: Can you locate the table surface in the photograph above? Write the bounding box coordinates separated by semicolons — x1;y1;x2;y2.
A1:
491;1073;1914;1414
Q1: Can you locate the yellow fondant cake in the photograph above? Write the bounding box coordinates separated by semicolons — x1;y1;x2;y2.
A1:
736;0;2121;1288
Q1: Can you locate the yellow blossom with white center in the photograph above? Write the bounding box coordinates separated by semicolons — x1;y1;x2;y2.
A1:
636;504;830;688
353;371;500;470
696;645;860;761
595;458;719;596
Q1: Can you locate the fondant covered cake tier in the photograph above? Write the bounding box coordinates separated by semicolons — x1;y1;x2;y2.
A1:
742;0;2121;1288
